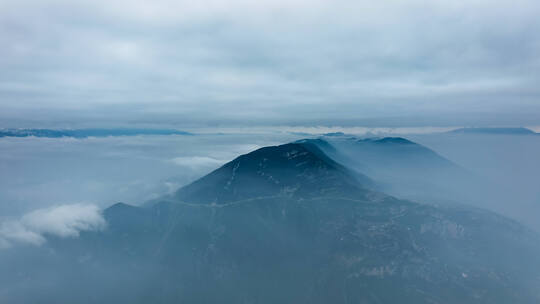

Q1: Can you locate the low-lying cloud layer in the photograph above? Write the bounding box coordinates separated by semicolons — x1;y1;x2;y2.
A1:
0;134;294;216
0;204;105;248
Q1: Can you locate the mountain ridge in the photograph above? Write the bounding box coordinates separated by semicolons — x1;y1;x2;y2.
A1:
0;128;192;138
175;142;374;205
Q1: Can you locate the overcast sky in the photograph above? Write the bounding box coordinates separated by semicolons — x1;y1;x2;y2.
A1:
1;0;539;128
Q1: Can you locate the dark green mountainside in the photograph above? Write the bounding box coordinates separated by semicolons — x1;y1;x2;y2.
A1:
175;142;373;204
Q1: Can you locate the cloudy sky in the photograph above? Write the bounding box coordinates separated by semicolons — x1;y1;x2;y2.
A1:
1;0;539;128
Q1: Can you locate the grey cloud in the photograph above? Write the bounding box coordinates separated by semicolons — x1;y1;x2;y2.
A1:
1;0;540;127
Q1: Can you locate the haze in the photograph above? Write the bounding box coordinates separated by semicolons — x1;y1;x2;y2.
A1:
1;0;540;303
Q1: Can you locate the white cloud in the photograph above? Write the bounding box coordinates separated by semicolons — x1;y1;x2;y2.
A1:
171;156;225;170
0;204;105;248
0;221;45;247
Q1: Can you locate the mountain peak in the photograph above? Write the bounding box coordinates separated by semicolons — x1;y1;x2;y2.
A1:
175;142;369;204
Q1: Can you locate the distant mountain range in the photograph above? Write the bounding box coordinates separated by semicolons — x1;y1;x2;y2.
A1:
0;128;191;138
2;138;539;303
449;127;537;135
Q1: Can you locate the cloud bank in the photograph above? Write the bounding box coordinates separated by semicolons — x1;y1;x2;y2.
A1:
0;204;106;248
